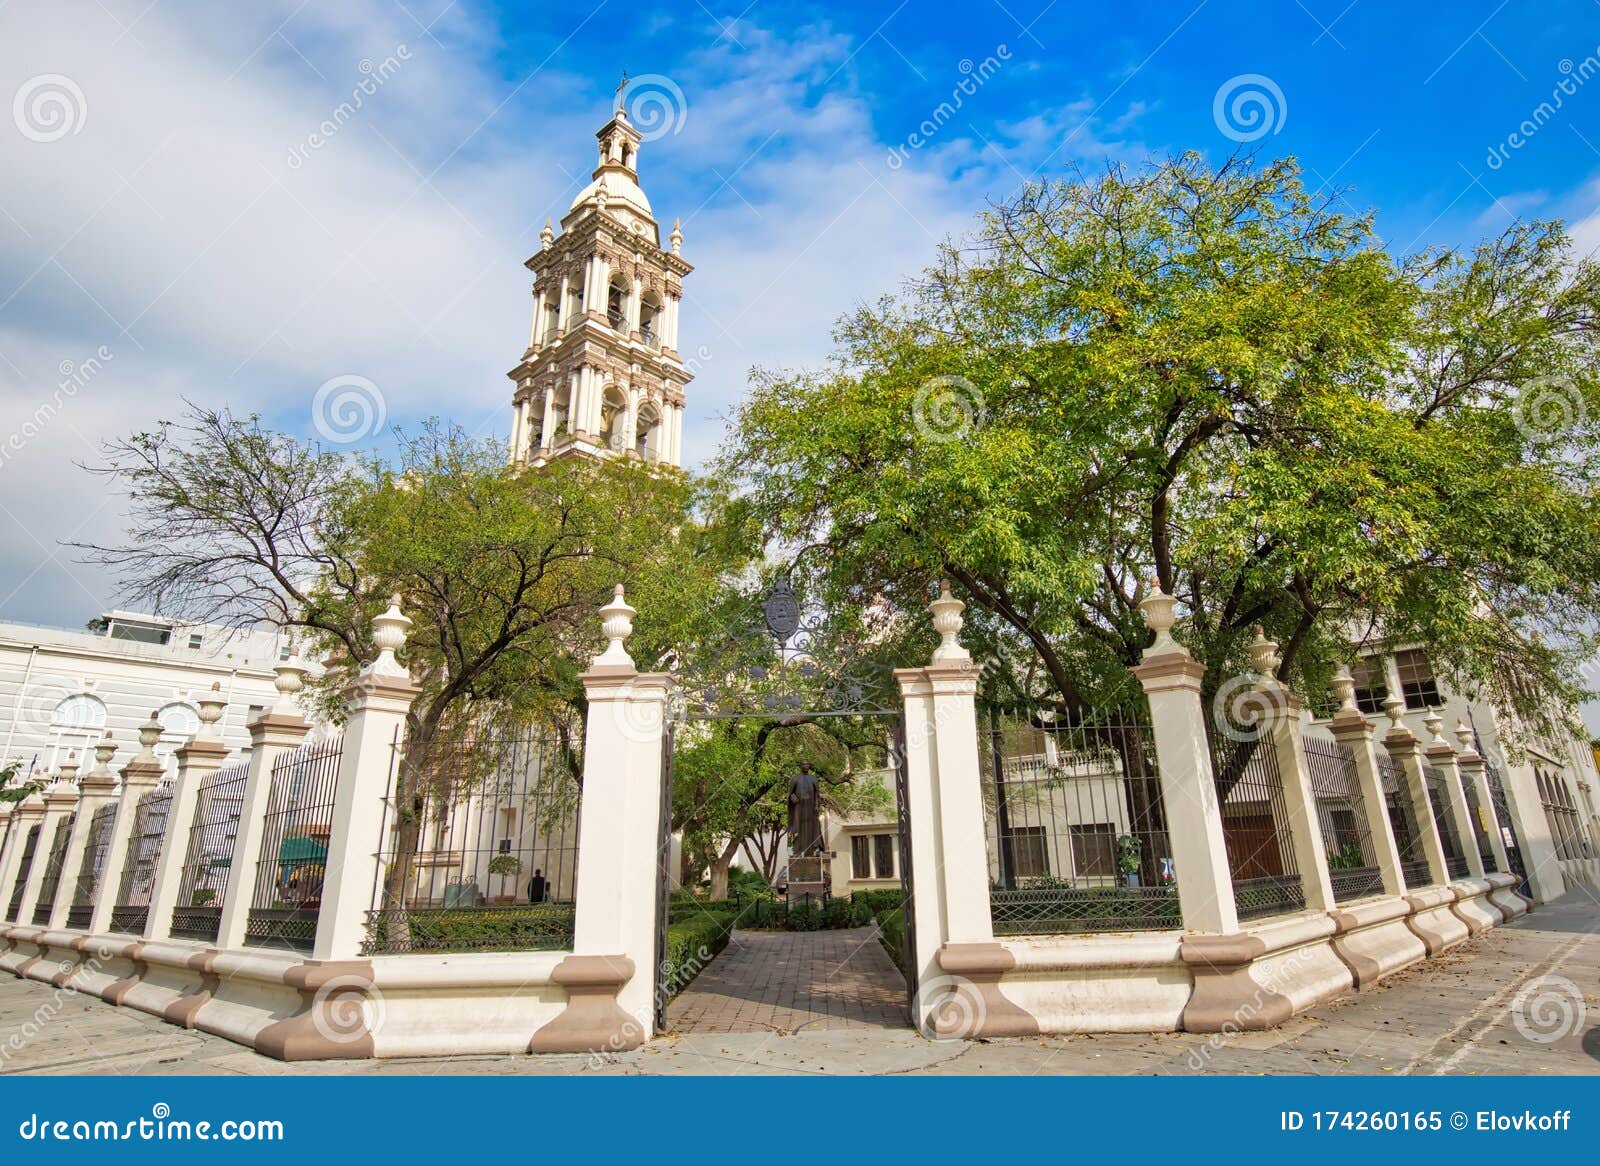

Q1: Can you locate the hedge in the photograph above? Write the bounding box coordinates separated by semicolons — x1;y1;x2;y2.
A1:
662;915;733;999
361;904;577;954
875;907;906;973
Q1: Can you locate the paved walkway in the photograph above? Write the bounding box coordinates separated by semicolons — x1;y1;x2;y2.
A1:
0;891;1595;1075
666;926;909;1034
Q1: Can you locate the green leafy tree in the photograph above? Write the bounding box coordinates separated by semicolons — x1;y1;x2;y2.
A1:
723;153;1600;738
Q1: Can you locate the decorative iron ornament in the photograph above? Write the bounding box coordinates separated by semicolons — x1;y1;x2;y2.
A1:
670;577;900;720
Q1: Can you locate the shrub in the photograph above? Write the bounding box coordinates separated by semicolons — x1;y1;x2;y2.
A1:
362;904;576;954
875;907;906;973
662;914;734;998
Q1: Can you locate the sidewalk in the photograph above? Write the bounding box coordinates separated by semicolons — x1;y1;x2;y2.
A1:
1;890;1594;1076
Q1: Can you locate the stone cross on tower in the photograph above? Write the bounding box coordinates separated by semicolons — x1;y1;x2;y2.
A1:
505;84;693;471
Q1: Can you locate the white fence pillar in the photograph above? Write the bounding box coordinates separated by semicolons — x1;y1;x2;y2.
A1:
532;585;669;1054
144;686;230;941
1325;669;1405;898
1246;630;1334;915
312;599;420;963
49;735;120;929
17;765;78;925
1380;697;1450;888
90;716;168;935
1131;583;1238;934
894;583;1000;1036
1453;721;1512;876
216;662;311;951
1422;712;1484;881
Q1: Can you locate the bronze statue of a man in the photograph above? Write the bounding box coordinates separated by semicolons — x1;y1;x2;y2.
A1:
787;762;823;855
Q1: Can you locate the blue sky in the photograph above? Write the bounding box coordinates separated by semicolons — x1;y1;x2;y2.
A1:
2;0;1598;723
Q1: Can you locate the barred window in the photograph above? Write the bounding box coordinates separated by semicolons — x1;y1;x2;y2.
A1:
1395;648;1443;709
1007;826;1049;879
1069;823;1117;877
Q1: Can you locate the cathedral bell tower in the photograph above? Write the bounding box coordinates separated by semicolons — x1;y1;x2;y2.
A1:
508;80;693;468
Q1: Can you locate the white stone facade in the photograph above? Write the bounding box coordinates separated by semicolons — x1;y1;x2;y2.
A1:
0;611;293;779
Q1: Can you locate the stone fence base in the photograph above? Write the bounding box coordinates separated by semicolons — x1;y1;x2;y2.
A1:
933;874;1528;1038
0;926;638;1060
1;875;1528;1058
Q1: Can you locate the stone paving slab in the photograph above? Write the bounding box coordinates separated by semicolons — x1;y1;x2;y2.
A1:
665;926;910;1035
0;891;1594;1075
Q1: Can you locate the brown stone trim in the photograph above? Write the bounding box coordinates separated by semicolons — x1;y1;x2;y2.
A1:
101;943;147;1006
1179;934;1293;1032
14;955;40;980
162;951;221;1029
1327;911;1383;989
1131;653;1207;683
1448;887;1494;934
934;943;1039;1038
1402;896;1452;956
1327;711;1373;736
253;959;378;1061
50;951;85;988
529;954;642;1054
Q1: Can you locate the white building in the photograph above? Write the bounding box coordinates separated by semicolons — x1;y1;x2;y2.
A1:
0;610;293;780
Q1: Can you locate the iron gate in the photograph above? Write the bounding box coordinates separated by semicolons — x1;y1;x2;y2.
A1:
650;574;918;1032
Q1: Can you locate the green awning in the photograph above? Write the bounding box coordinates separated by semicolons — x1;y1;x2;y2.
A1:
278;837;327;863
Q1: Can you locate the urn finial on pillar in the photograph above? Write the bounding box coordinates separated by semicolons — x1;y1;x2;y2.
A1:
595;583;637;667
1454;719;1474;754
273;656;309;713
929;579;969;663
57;751;79;786
1382;692;1406;732
670;218;683;255
196;681;227;738
1138;576;1181;658
1422;709;1447;749
92;731;116;777
541;219;555;249
367;594;413;679
136;711;163;760
1248;625;1281;678
1331;664;1358;715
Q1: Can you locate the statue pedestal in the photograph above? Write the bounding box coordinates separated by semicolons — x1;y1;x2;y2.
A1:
786;855;827;902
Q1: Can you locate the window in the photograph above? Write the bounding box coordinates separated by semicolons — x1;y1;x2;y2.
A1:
851;833;897;880
278;643;292;661
873;833;895;880
1394;649;1442;709
1070;823;1117;878
1351;656;1387;715
1007;826;1049;879
850;834;871;879
107;620;169;645
187;633;203;649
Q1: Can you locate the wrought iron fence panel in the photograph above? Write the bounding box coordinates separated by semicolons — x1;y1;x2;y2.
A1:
1378;754;1432;889
1209;717;1304;921
111;783;173;934
67;802;118;929
1425;768;1468;881
1485;762;1529;893
362;725;582;956
1460;774;1498;874
980;706;1179;935
1302;736;1382;903
5;824;41;920
171;761;250;942
31;814;76;925
246;737;342;952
